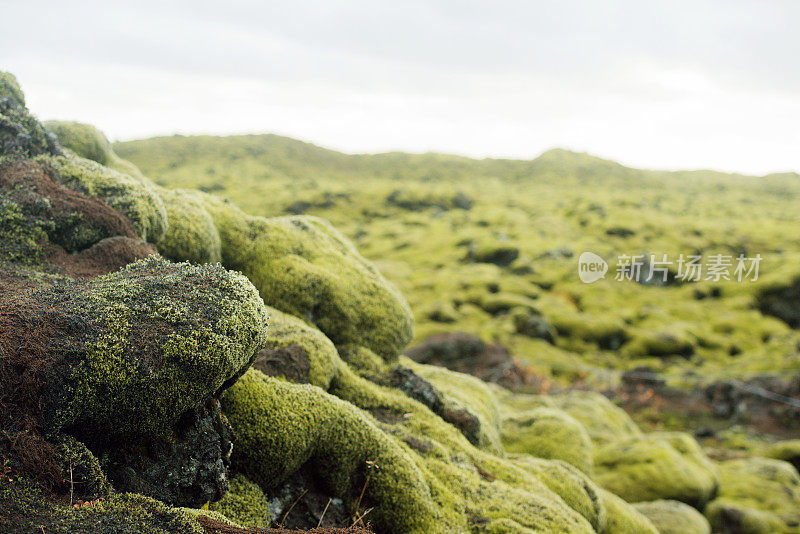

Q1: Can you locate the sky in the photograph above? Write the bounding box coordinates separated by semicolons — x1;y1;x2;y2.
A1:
2;0;799;175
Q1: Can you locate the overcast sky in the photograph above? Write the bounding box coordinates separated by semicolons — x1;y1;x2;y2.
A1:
2;0;798;174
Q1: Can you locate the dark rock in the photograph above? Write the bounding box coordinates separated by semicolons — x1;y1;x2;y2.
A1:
266;467;351;529
252;344;311;384
513;313;556;343
467;245;520;267
621;367;666;390
757;276;800;328
386;367;483;445
405;332;532;388
100;401;233;507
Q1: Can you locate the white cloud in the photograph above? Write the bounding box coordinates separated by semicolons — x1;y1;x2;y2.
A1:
2;0;798;174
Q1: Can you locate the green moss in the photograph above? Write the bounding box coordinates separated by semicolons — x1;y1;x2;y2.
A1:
406;358;503;453
705;457;800;533
633;500;710;534
156;188;222;264
0;71;25;107
552;390;642;445
52;434;113;500
0;476;204;533
37;151;168;242
260;305;341;389
593;432;718;507
599;489;659;534
44;121;113;166
221;369;447;533
511;455;606;531
0;196;49;263
208;473;269;528
202;195;413;360
44;257;267;440
501;407;594;474
764;439;800;468
621;327;696;358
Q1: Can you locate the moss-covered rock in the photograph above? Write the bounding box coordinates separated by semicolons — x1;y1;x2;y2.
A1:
0;71;26;107
552;390;642;445
52;434;113;501
0;72;60;160
251;306;341;389
14;256;268;440
155;188;222;264
38;152;168;243
599;489;659;534
764;439;800;472
208;473;270;528
501;407;594;474
511;455;606;531
45;121;113;166
202;195;413;360
0;476;205;534
593;432;718;507
633;500;711;534
705;457;800;534
221;369;446;533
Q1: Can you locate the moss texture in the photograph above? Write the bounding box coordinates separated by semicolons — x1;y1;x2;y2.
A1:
0;476;205;534
551;390;642;445
207;473;270;528
633;500;711;534
705;457;800;534
598;489;659;534
201;195;414;360
593;432;718;507
37;152;167;242
38;257;268;440
501;407;594;474
155;188;222;264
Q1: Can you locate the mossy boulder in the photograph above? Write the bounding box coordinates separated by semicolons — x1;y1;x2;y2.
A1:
621;327;696;358
0;72;60;160
252;305;341;389
208;473;270;528
12;256;268;440
512;455;606;531
593;432;718;507
44;121;113;166
765;439;800;471
633;500;711;534
37;152;167;243
155;188;222;264
705;457;800;533
0;476;206;534
599;489;659;534
552;390;642;445
221;369;445;533
501;407;594;474
202;195;413;360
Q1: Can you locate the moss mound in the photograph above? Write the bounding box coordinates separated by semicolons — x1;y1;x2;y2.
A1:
633;500;711;534
208;473;270;528
705;457;800;533
593;432;718;507
501;407;594;474
44;121;114;166
201;196;414;360
598;489;659;534
156;188;222;264
552;390;642;445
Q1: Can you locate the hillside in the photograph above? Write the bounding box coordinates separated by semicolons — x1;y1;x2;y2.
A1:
117;134;800;383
